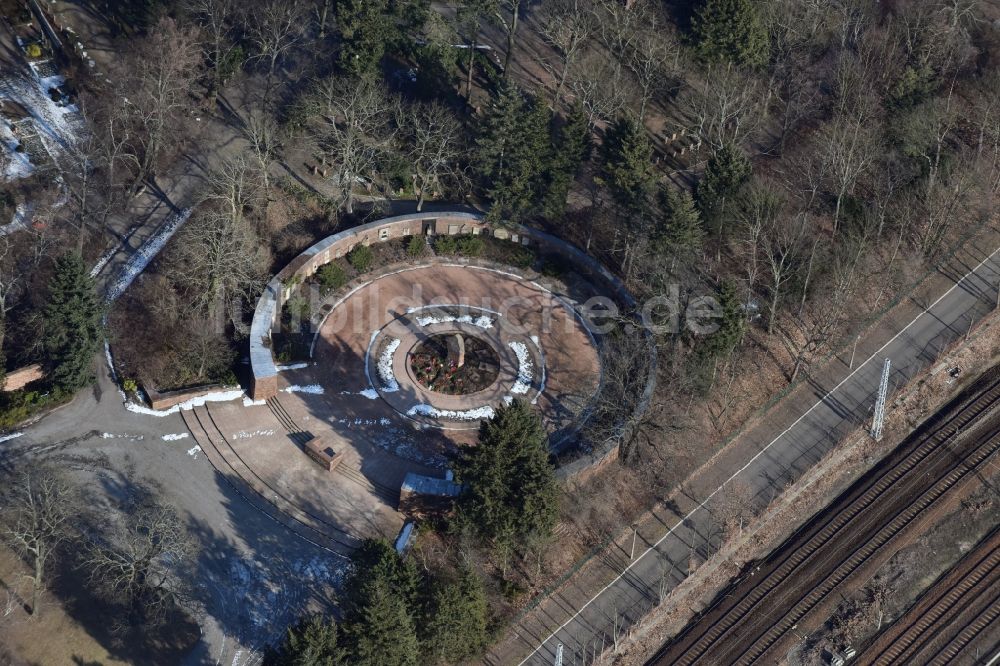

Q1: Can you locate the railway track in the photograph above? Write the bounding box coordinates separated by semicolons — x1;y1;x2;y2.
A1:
649;371;1000;666
182;405;361;556
857;527;1000;665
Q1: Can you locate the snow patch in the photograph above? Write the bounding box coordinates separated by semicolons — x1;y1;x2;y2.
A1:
529;335;547;404
282;384;324;395
125;389;246;416
161;433;190;441
377;338;400;392
187;445;202;458
358;388;380;400
232;429;275;440
106;208;192;302
277;362;309;372
508;341;533;395
414;313;494;329
407;403;496;421
0;432;24;443
243;396;266;407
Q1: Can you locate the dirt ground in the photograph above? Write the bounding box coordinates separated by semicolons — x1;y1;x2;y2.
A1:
0;545;198;666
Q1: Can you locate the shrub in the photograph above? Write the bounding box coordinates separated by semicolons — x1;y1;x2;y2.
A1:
316;262;347;294
510;247;535;270
122;378;138;394
434;235;458;254
284;294;311;322
0;388;65;430
25;43;42;59
457;235;484;257
406;235;425;257
348;244;375;272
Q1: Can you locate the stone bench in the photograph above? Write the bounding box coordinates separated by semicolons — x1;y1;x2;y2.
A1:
304;436;344;472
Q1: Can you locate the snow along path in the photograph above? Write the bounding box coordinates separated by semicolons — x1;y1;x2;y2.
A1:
0;63;84;173
105;208;192;302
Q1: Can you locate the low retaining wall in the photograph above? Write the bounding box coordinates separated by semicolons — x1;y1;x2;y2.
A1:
144;383;228;411
248;211;656;478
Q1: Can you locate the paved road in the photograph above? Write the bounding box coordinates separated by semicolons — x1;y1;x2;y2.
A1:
505;245;1000;666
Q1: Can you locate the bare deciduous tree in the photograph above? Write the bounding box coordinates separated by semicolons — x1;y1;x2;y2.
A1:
491;0;525;78
818;112;879;236
170;206;269;325
86;496;196;628
569;52;629;129
113;17;203;198
1;465;75;615
245;0;306;101
305;76;398;214
681;62;766;151
185;0;241;107
242;107;281;195
537;0;596;109
402;103;467;212
202;153;263;225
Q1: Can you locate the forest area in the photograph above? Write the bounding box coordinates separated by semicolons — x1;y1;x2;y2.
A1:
1;0;1000;663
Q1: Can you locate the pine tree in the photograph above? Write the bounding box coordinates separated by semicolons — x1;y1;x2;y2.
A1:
267;615;345;666
475;81;552;224
43;253;103;392
601;116;655;219
346;578;420;666
338;539;421;664
336;0;417;78
421;567;489;664
455;399;558;548
542;103;592;221
656;187;704;268
344;539;420;614
698;280;744;360
697;142;751;241
690;0;770;68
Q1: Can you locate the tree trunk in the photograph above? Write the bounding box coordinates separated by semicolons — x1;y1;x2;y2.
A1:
502;3;520;78
798;238;818;317
466;34;477;99
30;554;42;615
553;58;570;109
832;190;844;237
318;0;330;39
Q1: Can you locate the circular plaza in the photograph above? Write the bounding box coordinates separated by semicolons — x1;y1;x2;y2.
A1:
197;211;654;549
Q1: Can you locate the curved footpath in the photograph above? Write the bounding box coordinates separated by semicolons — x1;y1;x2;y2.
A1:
492;238;1000;665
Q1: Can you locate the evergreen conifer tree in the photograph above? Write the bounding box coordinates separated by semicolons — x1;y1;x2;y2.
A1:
697;142;752;241
342;539;421;666
43;253;103;392
690;0;770;68
656;187;704;267
268;615;344;666
455;399;558;548
542;103;592;221
475;81;552;224
601;116;655;219
421;567;489;664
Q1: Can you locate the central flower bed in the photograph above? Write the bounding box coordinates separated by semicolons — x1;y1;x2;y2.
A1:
409;334;500;395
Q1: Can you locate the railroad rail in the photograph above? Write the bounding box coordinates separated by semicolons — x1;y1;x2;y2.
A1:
857;526;1000;665
649;370;1000;666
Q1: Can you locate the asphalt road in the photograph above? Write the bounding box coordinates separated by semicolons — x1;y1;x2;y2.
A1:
509;246;1000;666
